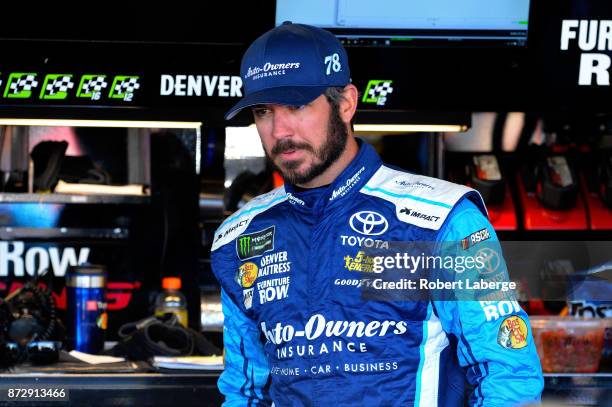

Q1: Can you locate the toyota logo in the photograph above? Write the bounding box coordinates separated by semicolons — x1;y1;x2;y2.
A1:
349;211;389;236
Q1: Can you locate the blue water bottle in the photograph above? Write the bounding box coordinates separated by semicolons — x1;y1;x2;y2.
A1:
66;264;108;354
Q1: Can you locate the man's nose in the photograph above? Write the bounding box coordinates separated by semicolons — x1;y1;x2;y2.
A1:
270;107;293;140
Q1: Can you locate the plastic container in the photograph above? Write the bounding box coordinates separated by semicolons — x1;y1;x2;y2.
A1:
154;277;188;327
530;316;606;373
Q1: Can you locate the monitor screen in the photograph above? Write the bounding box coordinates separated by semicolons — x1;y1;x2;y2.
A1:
276;0;530;47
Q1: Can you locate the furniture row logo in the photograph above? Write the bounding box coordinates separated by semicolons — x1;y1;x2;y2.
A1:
0;73;141;101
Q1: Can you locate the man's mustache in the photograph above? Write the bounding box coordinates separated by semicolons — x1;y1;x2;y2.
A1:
271;139;314;156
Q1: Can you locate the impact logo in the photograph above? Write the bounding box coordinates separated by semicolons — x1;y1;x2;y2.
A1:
4;73;38;99
109;76;140;101
236;226;275;260
497;316;528;350
362;80;393;106
236;262;258;288
214;219;249;245
40;74;75;100
399;207;440;223
77;75;108;100
560;20;612;86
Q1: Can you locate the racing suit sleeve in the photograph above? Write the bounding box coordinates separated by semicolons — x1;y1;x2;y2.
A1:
218;289;272;406
434;198;544;406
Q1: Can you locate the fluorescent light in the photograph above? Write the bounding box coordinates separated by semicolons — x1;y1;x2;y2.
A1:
225;125;265;159
0;118;202;129
354;124;468;133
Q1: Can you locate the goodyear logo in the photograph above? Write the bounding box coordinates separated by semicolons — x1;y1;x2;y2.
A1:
497;316;528;350
236;262;259;288
343;251;375;273
236;226;275;260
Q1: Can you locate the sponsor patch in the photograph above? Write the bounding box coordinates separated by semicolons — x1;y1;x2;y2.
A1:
286;193;305;206
349;211;388;236
259;251;291;277
398;207;440;223
329;166;365;201
475;247;501;275
236;262;259;288
343;251;375;273
339;235;389;249
394;180;434;190
236;226;275;260
243;288;254;309
461;228;491;250
497;316;528;350
480;300;521;322
256;276;290;305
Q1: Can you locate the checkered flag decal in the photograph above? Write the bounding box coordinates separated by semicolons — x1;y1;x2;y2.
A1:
368;81;393;100
82;76;108;94
45;75;74;95
114;77;140;94
9;75;38;94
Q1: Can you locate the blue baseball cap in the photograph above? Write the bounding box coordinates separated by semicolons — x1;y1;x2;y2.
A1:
225;22;350;120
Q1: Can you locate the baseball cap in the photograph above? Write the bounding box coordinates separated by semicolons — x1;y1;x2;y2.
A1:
225;22;350;120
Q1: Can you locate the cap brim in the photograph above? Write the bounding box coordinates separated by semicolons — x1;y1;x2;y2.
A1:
224;86;329;120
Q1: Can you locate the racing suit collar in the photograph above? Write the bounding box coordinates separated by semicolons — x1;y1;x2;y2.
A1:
284;139;382;211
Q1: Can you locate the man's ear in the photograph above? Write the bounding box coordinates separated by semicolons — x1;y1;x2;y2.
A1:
339;84;358;125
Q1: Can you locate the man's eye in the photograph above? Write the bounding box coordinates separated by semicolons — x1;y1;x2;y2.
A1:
253;108;270;117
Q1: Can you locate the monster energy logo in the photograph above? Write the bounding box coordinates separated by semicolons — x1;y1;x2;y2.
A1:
238;236;252;258
236;226;275;260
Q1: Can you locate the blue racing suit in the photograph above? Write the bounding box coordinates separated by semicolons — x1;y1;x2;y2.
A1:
211;141;543;406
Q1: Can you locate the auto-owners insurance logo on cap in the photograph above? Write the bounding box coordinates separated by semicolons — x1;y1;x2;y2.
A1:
244;62;302;82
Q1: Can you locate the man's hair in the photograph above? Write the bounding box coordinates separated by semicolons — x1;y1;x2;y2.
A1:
324;87;355;132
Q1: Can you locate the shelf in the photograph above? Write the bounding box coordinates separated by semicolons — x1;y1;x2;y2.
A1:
0;227;129;240
0;193;150;205
543;373;612;406
544;372;612;388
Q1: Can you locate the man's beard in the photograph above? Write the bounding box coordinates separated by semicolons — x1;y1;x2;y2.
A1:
269;105;348;185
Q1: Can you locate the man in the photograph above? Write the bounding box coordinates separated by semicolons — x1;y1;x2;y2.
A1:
211;22;543;406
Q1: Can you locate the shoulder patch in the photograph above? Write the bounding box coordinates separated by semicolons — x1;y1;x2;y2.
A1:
360;166;486;230
211;186;287;251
